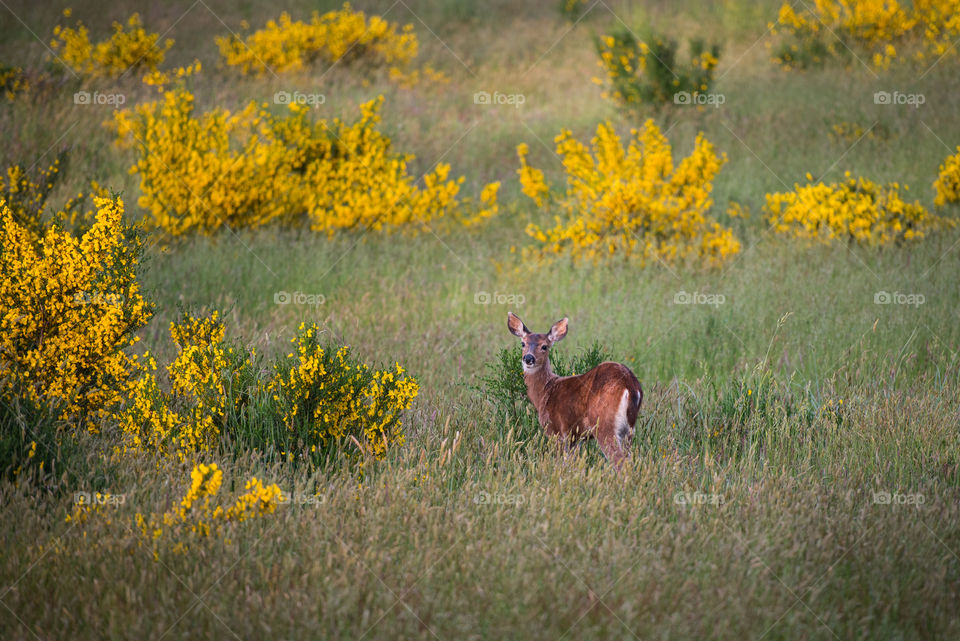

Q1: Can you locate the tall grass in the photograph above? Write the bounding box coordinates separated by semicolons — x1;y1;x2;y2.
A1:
2;0;959;639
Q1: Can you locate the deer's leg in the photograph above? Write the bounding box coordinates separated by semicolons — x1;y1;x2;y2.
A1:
543;422;569;461
596;422;628;469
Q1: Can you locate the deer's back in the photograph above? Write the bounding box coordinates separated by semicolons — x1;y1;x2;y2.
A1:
544;362;642;437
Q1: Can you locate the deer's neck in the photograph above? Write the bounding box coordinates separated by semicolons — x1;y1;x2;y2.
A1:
523;361;559;416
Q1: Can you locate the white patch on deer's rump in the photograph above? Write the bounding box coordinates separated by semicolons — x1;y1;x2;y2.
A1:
615;389;633;447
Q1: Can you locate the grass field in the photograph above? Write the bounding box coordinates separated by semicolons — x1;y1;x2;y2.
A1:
2;1;960;639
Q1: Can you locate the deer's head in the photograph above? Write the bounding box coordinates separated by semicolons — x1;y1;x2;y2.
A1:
507;312;568;373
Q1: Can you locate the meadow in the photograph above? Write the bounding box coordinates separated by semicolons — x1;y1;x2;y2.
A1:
2;0;960;639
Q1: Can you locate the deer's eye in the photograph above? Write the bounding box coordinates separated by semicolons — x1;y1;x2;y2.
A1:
520;342;525;348
541;345;548;351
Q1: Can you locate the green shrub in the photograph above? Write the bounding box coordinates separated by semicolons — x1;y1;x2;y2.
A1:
594;28;720;114
558;0;591;21
0;380;111;492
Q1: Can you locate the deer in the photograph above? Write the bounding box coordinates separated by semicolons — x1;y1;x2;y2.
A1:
506;312;643;468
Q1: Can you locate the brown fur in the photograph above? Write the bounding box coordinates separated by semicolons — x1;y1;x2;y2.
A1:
507;312;643;467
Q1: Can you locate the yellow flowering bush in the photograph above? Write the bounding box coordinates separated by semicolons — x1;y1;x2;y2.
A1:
765;172;956;244
113;89;498;235
51;9;173;78
267;322;419;464
112;87;295;234
934;147;960;206
517;121;740;267
216;3;417;75
0;64;28;101
118;315;419;468
277;96;492;233
117;311;253;462
0;196;151;429
770;0;960;70
594;29;720;112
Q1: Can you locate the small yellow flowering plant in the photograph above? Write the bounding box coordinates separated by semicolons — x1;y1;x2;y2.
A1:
117;311;255;462
517;120;740;268
594;28;720;113
0;64;29;101
765;172;956;245
51;9;173;78
828;122;890;144
125;463;282;559
266;322;419;465
216;3;417;76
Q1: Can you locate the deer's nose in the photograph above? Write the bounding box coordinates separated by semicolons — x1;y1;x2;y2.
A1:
523;354;535;366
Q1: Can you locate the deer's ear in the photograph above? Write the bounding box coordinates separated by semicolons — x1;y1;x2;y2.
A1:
548;317;568;343
507;312;529;338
